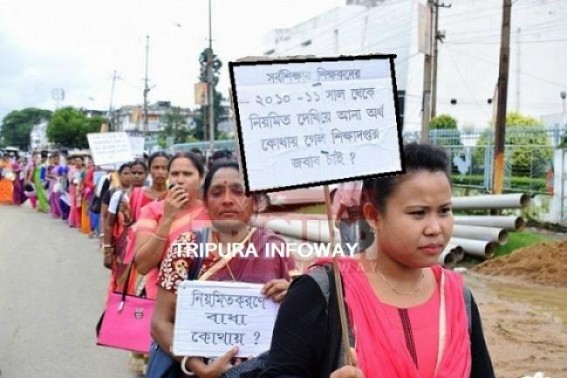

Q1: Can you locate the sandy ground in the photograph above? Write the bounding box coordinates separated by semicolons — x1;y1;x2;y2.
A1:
463;272;567;378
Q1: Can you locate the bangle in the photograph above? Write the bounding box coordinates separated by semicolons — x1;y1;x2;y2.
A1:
180;356;195;376
103;244;113;248
153;233;167;242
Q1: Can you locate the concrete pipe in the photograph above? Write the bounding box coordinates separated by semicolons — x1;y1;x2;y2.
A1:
438;248;457;269
446;243;465;262
252;218;332;244
453;215;525;230
452;224;508;245
451;193;531;210
450;237;496;259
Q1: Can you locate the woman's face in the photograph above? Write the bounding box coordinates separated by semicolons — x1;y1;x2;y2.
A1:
365;170;453;269
129;164;147;187
74;158;83;169
119;167;131;188
168;157;201;203
205;168;253;234
149;156;169;185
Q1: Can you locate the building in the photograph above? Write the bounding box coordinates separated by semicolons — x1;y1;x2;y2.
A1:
111;101;197;135
262;0;567;132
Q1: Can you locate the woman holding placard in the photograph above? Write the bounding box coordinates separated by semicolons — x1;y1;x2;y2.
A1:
148;160;295;378
260;143;494;378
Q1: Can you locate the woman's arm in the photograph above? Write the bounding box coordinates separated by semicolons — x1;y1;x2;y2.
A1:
133;216;174;274
134;188;188;274
262;274;330;378
469;294;495;378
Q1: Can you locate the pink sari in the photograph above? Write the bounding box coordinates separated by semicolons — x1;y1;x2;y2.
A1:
130;199;210;299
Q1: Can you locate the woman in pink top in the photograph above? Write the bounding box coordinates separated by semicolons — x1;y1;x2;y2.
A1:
262;143;494;378
133;151;210;300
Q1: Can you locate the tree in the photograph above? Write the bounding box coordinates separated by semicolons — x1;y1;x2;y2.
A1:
429;114;461;146
474;112;553;177
192;48;226;141
160;107;191;144
0;108;52;150
47;107;102;148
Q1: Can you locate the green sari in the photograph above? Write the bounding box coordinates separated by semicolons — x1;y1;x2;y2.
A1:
34;165;49;213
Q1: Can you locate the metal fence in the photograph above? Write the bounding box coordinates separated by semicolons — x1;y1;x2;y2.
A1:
403;125;567;194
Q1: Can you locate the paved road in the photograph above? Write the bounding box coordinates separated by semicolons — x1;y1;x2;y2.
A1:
0;204;138;378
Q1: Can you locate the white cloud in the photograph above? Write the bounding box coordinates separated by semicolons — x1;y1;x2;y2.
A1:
0;0;345;122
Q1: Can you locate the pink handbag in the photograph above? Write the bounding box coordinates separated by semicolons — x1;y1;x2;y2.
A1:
96;264;155;353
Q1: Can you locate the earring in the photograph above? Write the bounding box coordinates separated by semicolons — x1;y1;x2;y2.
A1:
370;228;376;234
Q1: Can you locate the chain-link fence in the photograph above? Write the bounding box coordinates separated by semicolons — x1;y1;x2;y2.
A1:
403;125;567;195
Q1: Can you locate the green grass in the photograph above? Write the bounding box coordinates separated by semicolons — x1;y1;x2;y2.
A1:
296;204;327;215
493;231;549;258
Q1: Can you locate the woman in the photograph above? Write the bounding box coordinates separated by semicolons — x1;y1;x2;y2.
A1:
150;160;295;377
33;152;49;213
47;153;62;218
132;152;208;300
68;156;85;227
80;157;95;234
261;143;494;378
102;163;132;276
12;156;26;206
0;155;14;205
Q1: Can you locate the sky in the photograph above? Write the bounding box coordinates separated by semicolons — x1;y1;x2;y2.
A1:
0;0;345;121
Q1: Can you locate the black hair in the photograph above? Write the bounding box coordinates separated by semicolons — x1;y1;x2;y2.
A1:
168;152;204;177
129;159;148;173
203;160;241;198
362;142;451;214
118;163;130;174
148;151;170;169
190;148;203;155
211;149;232;161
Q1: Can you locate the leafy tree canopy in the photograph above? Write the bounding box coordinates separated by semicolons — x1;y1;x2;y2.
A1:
474;112;552;177
47;107;104;149
0;108;52;150
159;107;192;144
429;114;461;146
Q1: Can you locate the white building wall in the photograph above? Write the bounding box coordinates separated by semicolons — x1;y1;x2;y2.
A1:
263;0;567;132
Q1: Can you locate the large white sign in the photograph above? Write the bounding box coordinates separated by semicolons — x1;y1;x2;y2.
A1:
172;281;279;358
87;132;133;166
229;55;403;192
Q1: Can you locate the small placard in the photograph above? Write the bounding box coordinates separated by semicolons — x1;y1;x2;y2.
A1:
172;280;279;358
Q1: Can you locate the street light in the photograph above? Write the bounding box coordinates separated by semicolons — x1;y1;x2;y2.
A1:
561;91;566;113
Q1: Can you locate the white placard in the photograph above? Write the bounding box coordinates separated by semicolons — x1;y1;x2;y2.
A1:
230;56;402;192
87;132;134;166
172;280;279;358
129;136;146;158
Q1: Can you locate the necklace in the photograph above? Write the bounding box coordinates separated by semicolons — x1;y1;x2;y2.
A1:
373;263;426;296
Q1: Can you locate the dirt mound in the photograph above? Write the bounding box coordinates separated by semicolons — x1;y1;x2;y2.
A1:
473;241;567;287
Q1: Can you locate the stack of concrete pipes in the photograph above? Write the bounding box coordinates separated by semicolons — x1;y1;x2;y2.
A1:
253;193;530;269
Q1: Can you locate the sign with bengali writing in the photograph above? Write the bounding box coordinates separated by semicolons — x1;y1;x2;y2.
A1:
172;281;279;358
229;55;403;192
87;132;133;166
128;136;145;158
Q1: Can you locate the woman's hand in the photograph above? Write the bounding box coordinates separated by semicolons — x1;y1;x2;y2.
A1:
330;348;364;378
163;185;189;221
119;200;132;224
185;346;239;378
261;279;289;303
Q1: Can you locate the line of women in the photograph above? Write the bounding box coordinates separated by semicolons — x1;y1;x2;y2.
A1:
97;143;495;378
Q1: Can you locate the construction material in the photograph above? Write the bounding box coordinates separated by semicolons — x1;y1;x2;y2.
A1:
452;193;530;210
454;215;525;230
450;237;496;259
452;224;508;245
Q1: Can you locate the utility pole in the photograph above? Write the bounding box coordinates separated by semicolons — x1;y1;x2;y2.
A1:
143;35;150;138
516;27;521;111
430;1;451;119
420;0;434;142
108;70;118;131
207;0;215;155
493;0;512;195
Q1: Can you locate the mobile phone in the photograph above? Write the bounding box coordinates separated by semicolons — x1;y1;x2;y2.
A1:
169;183;176;190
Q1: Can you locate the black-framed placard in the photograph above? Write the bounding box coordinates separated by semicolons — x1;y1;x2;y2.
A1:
229;54;404;194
